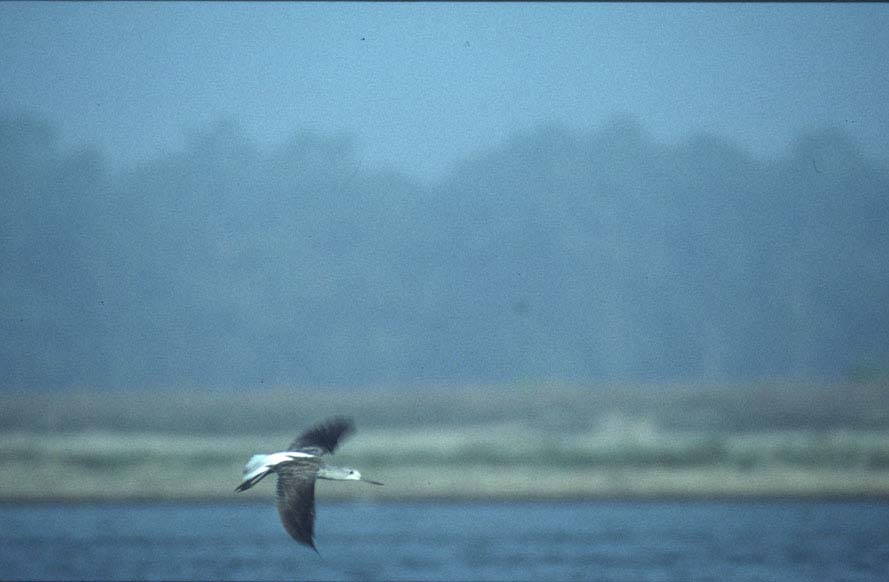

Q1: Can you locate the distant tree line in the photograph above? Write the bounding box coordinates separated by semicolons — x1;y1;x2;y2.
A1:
2;113;888;389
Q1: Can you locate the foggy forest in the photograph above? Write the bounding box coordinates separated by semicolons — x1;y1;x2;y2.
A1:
3;112;888;390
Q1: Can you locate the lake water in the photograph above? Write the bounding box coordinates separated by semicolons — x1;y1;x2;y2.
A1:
2;500;888;581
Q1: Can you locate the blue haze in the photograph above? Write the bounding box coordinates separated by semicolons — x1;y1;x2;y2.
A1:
1;4;889;389
2;4;889;181
2;114;888;389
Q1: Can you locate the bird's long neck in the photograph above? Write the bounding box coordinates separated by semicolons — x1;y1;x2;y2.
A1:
316;464;345;481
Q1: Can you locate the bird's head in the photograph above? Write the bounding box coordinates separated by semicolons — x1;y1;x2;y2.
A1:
340;467;363;481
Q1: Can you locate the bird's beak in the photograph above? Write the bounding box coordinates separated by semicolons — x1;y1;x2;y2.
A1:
362;478;384;486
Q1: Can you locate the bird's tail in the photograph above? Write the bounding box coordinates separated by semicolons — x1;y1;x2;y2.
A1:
243;454;268;475
235;454;273;492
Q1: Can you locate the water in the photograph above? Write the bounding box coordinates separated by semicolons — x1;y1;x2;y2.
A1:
2;500;888;581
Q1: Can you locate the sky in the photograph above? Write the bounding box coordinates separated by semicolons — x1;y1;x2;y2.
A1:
2;2;889;183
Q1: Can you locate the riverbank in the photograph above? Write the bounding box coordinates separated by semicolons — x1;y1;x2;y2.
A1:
4;425;889;501
3;382;888;501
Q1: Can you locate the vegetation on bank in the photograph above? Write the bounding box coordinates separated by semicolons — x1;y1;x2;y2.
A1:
2;382;889;501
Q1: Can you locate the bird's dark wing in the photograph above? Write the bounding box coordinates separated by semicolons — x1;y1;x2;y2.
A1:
288;417;354;455
275;461;322;551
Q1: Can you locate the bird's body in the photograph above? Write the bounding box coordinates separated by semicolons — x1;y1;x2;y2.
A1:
235;417;382;551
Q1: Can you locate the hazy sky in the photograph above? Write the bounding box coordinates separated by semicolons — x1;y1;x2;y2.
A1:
2;2;888;182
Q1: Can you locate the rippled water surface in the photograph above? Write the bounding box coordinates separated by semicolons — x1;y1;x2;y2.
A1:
3;500;889;581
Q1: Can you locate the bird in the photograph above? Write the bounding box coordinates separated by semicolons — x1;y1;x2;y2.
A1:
235;416;383;551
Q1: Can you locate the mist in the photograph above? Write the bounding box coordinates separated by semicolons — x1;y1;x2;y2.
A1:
2;112;888;390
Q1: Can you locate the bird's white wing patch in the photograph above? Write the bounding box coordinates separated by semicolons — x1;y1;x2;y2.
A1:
243;451;317;474
238;451;318;490
262;451;317;469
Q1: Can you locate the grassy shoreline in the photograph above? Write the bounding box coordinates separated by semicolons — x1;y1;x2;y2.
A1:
4;427;889;502
3;382;888;501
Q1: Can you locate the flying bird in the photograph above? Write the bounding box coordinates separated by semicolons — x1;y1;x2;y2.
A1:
235;416;383;551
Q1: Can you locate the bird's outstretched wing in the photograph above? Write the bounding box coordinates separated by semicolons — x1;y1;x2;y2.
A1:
288;416;354;455
276;461;322;551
